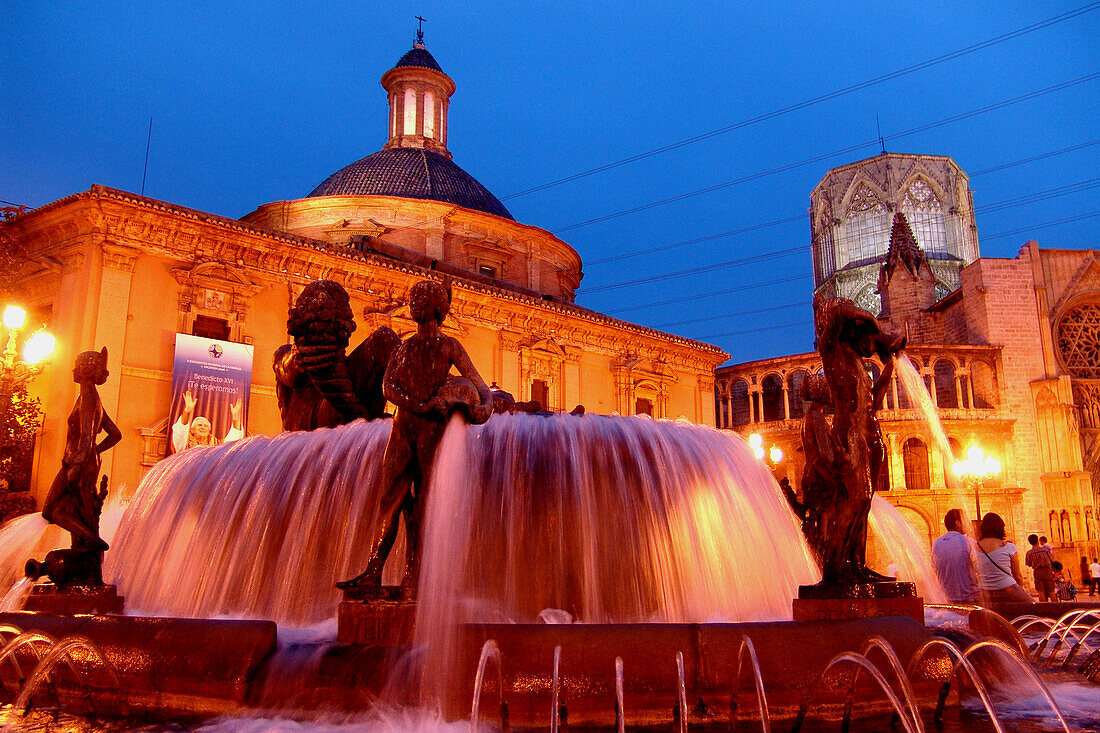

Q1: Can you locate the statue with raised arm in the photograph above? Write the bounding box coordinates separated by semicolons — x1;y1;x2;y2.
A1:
32;348;122;586
808;295;905;584
274;280;400;431
338;278;493;594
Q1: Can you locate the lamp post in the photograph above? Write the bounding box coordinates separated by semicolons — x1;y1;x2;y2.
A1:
0;305;55;421
748;432;784;471
952;443;1001;524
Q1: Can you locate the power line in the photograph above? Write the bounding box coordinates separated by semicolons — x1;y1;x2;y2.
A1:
599;210;1100;318
501;2;1100;201
605;274;814;315
977;178;1100;214
655;301;807;329
970;138;1100;176
556;72;1100;234
585;140;1100;269
981;210;1100;241
586;215;805;267
580;176;1100;295
582;246;805;295
698;320;814;341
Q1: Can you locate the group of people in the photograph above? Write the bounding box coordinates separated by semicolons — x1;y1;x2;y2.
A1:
932;507;1100;604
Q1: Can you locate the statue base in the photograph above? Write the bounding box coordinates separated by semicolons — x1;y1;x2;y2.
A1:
793;581;922;623
338;585;415;646
21;582;124;615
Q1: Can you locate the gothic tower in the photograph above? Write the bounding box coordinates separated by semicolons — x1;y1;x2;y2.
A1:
809;153;979;314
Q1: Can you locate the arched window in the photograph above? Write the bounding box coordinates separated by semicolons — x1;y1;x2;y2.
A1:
730;380;750;426
900;179;947;255
761;374;785;422
423;90;436;139
903;438;930;491
970;360;998;408
403;87;418;135
944;437;963;487
933;360;958;408
787;370;807;419
841;184;890;267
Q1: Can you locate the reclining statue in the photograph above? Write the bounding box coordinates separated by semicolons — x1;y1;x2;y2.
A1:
273;280;400;431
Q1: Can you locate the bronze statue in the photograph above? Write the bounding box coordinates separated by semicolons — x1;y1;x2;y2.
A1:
39;348;121;582
339;279;493;592
804;296;904;584
273;280;400;430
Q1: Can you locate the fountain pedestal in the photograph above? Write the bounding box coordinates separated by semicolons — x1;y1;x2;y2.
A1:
21;582;124;615
337;585;415;646
792;581;922;622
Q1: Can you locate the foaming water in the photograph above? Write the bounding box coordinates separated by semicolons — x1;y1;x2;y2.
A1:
0;513;66;593
419;413;818;626
868;496;947;602
414;413;821;700
105;420;394;625
894;355;958;489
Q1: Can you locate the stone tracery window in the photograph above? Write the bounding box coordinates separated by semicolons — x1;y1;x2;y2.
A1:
1057;302;1100;378
901;179;948;256
841;184;890;267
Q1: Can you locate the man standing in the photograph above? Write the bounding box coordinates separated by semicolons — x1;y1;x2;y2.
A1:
931;509;979;603
1025;534;1056;602
1091;557;1100;596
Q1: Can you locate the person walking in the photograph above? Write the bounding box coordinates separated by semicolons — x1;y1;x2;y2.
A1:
975;513;1033;604
1081;557;1093;595
931;509;979;603
1091;557;1100;596
1025;534;1056;602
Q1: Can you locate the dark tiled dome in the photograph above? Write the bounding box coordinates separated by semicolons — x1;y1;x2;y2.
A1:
394;45;443;73
307;148;513;220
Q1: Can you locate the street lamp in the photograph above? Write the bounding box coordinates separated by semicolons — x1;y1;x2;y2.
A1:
952;443;1001;522
1;305;55;419
748;432;784;470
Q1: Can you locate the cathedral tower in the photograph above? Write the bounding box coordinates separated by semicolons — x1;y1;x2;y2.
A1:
809;153;979;314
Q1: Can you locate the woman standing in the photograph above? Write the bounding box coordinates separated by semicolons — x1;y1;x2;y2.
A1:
975;513;1033;604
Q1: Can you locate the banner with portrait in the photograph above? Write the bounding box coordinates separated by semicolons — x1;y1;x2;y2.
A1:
167;334;254;455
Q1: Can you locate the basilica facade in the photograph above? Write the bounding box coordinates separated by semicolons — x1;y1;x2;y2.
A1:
6;39;726;499
718;153;1099;570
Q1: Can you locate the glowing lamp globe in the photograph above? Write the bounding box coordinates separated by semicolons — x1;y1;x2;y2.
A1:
2;305;26;330
23;331;56;364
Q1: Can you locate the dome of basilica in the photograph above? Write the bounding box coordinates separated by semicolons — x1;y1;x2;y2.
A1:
307;147;513;220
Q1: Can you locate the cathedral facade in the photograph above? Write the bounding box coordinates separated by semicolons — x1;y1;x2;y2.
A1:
6;40;726;499
718;153;1099;571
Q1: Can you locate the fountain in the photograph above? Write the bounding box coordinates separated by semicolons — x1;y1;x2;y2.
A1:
0;283;1093;730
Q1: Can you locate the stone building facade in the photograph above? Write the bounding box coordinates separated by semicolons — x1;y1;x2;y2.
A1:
719;153;1099;571
6;40;726;500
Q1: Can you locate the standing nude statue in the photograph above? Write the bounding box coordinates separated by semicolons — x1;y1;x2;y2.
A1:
338;279;494;592
41;348;122;554
810;295;904;583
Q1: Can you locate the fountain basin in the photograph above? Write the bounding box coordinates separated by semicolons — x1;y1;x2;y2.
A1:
0;611;276;716
449;617;952;727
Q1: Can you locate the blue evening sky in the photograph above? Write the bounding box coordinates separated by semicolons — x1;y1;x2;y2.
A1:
4;2;1098;365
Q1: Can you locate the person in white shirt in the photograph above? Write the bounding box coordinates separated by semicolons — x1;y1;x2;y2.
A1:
170;390;244;453
975;512;1032;604
931;509;978;603
1091;557;1100;597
